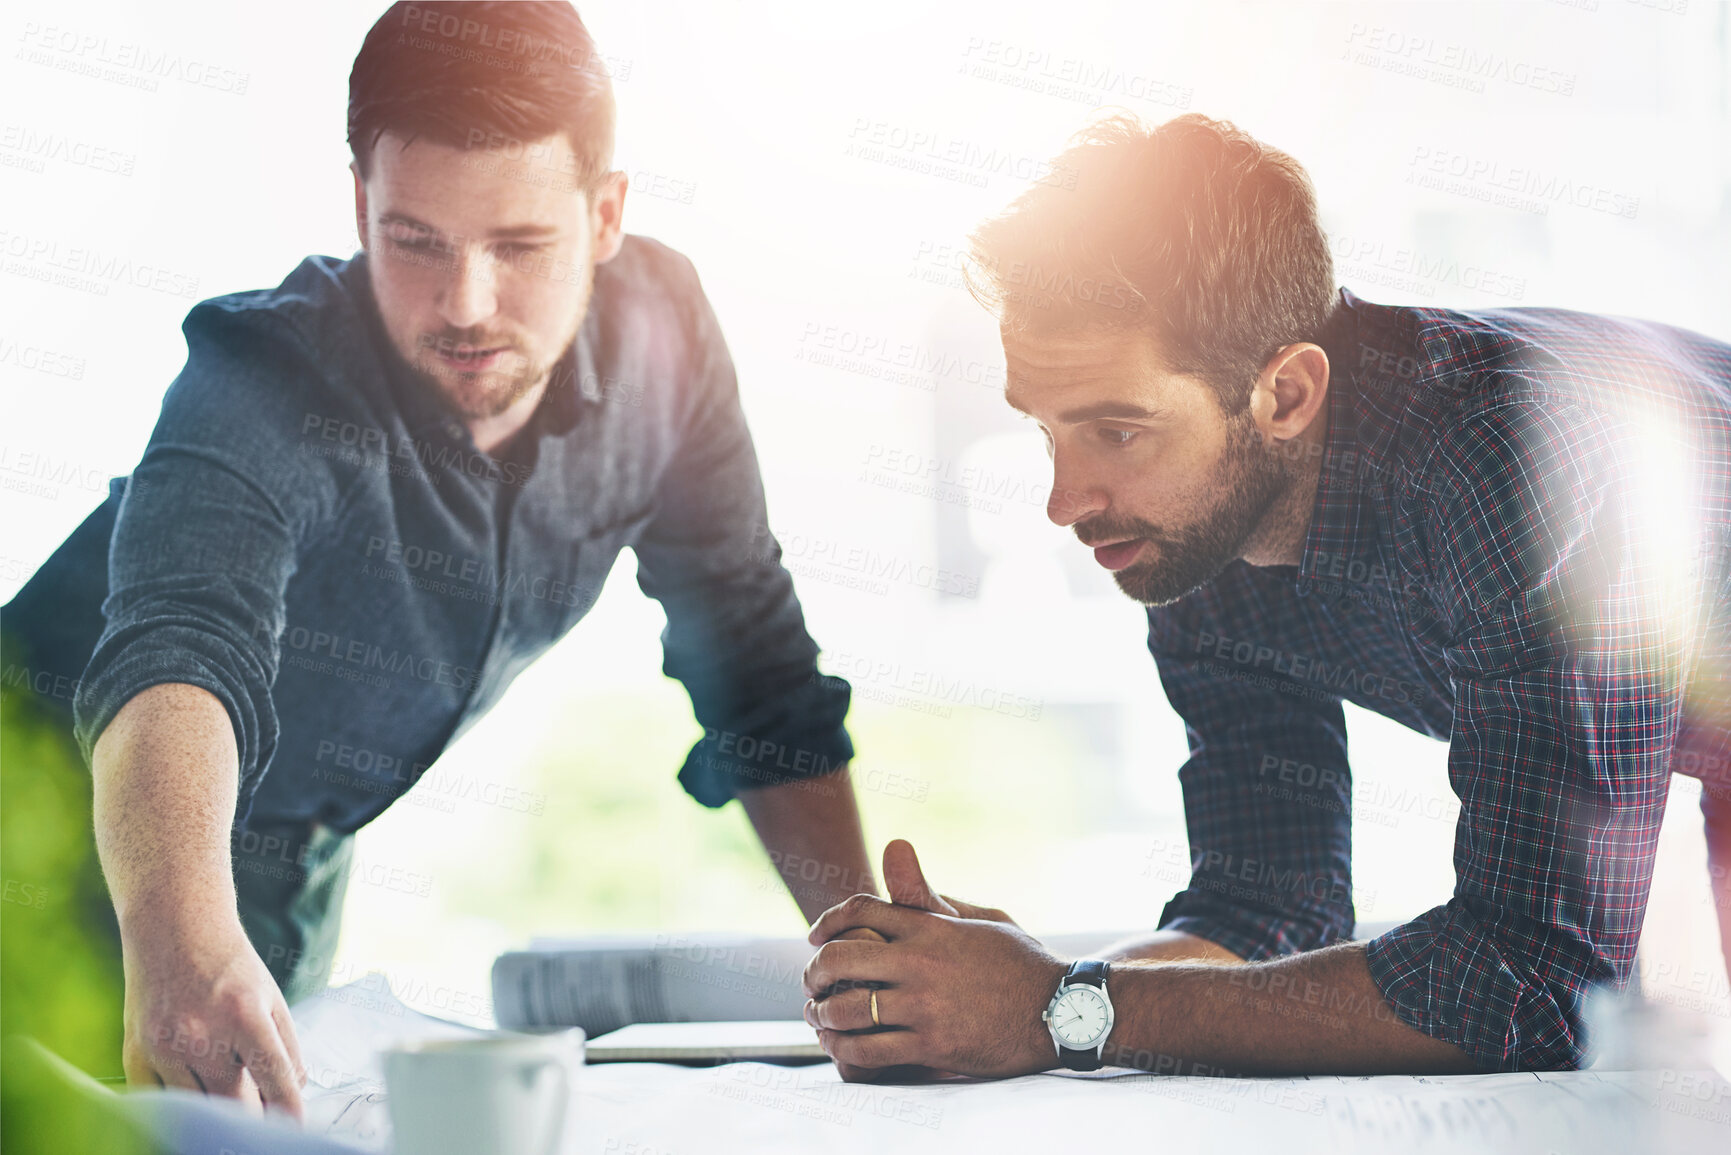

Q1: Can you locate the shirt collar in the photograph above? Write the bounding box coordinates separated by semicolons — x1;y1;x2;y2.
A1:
535;309;606;438
1294;288;1373;595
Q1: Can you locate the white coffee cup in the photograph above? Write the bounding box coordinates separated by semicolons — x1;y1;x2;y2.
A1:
383;1030;584;1155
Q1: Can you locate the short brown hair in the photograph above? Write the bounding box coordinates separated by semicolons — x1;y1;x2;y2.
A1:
966;113;1336;413
348;2;616;191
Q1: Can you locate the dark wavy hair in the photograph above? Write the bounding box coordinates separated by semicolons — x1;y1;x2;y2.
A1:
966;113;1337;413
348;1;616;190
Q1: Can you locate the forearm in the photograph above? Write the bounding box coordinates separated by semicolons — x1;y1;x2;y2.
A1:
1103;940;1477;1075
1096;928;1245;966
737;766;877;923
92;682;242;938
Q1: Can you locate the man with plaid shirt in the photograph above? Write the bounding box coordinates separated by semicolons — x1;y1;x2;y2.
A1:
799;113;1731;1082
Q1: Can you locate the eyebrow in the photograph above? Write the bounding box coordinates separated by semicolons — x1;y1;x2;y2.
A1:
1004;391;1167;424
378;211;560;241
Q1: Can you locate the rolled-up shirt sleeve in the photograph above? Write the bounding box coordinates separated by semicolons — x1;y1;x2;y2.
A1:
1149;567;1358;961
632;262;852;807
1365;400;1682;1071
73;303;340;821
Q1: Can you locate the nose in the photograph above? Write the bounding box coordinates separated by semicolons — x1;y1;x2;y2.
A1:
1046;455;1107;527
435;246;498;330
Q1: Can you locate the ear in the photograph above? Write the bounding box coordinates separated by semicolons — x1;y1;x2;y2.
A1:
351;161;369;252
881;839;958;916
588;169;629;265
1253;342;1330;443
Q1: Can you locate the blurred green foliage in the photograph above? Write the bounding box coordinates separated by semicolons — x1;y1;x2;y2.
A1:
431;686;1089;936
1;671;139;1154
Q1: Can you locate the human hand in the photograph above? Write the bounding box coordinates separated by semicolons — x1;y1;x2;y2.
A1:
802;840;1062;1081
120;915;306;1120
878;838;1018;926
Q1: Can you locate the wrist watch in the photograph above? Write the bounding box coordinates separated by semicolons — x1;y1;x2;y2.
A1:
1042;958;1114;1071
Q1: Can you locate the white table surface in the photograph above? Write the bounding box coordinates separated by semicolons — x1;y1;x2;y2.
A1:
284;975;1731;1155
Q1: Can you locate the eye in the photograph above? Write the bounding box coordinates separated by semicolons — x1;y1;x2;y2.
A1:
494;242;544;258
1096;427;1139;448
384;221;435;250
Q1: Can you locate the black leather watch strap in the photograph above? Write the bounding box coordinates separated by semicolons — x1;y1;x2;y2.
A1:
1065;958;1109;988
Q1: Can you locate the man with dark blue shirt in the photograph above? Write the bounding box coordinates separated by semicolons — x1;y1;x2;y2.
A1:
3;1;873;1118
804;113;1731;1083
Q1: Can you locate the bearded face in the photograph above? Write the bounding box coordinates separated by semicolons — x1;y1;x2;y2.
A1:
1075;407;1290;606
355;130;613;430
1002;324;1315;607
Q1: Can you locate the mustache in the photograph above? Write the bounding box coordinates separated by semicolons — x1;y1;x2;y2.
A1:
1074;515;1172;549
417;331;518;355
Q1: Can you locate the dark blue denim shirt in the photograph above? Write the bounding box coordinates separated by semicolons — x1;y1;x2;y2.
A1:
5;236;852;830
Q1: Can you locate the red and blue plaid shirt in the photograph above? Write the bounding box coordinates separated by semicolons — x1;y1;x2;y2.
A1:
1150;288;1731;1071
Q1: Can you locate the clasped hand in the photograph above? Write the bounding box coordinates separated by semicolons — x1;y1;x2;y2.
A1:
802;839;1067;1082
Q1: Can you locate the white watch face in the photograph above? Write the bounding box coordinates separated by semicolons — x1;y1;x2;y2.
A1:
1050;985;1111;1049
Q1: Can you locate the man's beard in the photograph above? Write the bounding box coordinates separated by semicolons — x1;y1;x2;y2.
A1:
1078;411;1293;607
407;331;552;421
401;267;593;423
